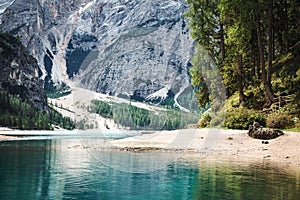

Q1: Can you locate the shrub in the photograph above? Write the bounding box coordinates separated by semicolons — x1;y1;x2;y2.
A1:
266;112;295;129
294;121;300;127
224;107;266;130
278;103;300;117
198;113;211;128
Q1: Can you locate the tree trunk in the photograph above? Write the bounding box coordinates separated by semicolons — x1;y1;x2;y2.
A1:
220;22;225;64
256;12;275;103
284;0;289;53
237;54;246;104
256;46;260;79
267;0;273;85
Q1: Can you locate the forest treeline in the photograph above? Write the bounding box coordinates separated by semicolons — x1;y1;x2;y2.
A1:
185;0;300;129
0;92;75;130
90;100;199;130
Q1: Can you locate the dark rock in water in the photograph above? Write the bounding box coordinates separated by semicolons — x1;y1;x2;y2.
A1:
0;33;49;113
248;122;284;140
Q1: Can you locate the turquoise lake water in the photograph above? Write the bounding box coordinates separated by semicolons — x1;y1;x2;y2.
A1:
0;137;300;200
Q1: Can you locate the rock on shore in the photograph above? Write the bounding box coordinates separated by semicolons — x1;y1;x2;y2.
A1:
248;122;284;140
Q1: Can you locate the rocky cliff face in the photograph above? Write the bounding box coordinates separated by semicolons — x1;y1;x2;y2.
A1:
1;0;194;104
0;32;49;112
0;0;15;23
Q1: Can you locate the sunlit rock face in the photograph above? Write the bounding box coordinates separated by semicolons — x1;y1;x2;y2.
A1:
1;0;194;103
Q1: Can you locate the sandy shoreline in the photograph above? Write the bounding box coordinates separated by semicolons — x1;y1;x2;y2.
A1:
1;128;300;166
110;128;300;166
0;135;17;140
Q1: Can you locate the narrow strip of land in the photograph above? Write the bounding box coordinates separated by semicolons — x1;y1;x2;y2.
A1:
111;129;300;166
1;127;299;166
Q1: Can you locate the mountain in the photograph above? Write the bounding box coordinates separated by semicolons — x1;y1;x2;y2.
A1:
0;0;194;105
0;0;14;23
0;32;49;113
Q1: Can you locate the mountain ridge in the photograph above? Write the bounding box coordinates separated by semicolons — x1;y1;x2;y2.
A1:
0;0;194;106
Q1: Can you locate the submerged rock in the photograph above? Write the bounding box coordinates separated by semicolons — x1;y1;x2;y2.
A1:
248;122;284;140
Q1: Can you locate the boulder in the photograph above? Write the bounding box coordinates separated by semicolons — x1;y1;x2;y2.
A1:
248;122;284;140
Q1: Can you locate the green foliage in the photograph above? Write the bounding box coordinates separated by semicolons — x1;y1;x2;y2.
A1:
90;100;199;130
0;91;75;130
277;102;300;117
185;0;220;58
186;0;300;126
272;42;300;98
294;121;300;131
266;112;295;129
128;105;151;127
0;92;52;130
46;82;71;99
189;65;209;108
49;108;75;130
90;100;113;118
243;87;267;109
224;107;266;130
198;113;211;128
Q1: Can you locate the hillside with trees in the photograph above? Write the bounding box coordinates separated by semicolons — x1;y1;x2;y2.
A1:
185;0;300;130
0;32;75;130
89;100;199;130
0;92;75;130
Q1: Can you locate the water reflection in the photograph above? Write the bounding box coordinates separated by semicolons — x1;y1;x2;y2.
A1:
0;139;300;200
193;161;300;200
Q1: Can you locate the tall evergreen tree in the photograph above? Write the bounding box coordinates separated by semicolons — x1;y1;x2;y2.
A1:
186;0;300;110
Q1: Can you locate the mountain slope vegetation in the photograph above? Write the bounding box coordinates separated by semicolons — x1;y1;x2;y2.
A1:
0;32;75;130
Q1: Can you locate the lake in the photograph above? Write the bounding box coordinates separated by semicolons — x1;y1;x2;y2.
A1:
1;136;300;200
